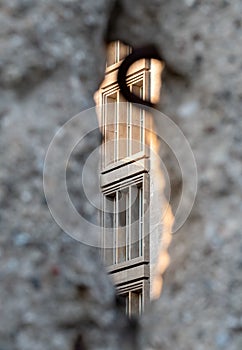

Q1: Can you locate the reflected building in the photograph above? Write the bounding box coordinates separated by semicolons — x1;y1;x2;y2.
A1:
95;41;172;316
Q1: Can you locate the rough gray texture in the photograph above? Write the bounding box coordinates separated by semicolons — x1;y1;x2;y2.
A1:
0;0;242;349
0;1;124;350
139;1;242;349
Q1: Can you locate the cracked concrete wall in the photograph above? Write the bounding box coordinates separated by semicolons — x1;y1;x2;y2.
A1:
0;1;242;350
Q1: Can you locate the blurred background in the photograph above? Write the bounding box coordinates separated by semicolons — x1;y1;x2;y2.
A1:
0;1;242;350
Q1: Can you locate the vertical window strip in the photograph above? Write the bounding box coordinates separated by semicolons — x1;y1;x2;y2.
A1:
113;194;116;265
103;98;107;169
126;294;129;314
129;86;133;156
117;92;120;161
115;40;120;63
126;190;129;261
127;102;132;157
103;178;145;265
102;79;146;167
102;194;105;261
127;101;129;157
139;290;143;316
114;100;118;162
117;283;144;316
140;85;144;152
139;186;143;257
140;109;144;152
103;194;115;265
105;92;118;166
130;82;145;156
128;186;131;261
128;291;131;315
